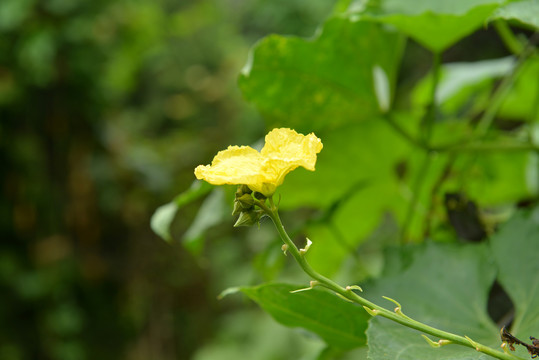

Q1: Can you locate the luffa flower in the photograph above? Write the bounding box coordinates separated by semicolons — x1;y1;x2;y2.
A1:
194;128;323;196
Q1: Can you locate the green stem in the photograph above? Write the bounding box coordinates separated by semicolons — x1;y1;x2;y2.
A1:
256;198;342;290
385;34;535;153
423;52;442;145
437;140;539;153
400;152;433;243
256;197;527;360
383;112;539;153
398;53;441;242
473;62;518;137
474;31;538;138
422;154;456;239
383;113;426;149
494;20;525;55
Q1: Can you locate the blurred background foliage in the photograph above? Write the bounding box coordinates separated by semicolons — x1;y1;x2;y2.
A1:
0;0;335;359
2;0;538;359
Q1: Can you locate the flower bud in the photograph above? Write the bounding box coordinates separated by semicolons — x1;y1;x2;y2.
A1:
232;193;255;215
236;184;252;197
232;201;242;216
233;210;263;227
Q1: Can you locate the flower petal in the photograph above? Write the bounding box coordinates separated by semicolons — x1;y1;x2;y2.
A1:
259;128;323;187
194;129;323;197
194;146;265;185
261;128;323;171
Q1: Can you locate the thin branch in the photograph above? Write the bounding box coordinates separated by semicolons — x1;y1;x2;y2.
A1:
422;154;456;239
258;198;527;360
475;32;538;137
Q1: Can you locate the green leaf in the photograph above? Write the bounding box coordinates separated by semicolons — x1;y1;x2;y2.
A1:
346;0;501;53
191;307;327;360
276;117;417;260
412;56;514;118
240;283;370;350
366;242;499;360
304;223;353;278
491;206;539;339
150;180;213;243
174;180;214;208
367;208;539;359
373;65;391;113
183;188;228;254
412;56;539;123
493;0;539;30
372;4;499;53
315;345;368;360
379;0;502;15
239;16;404;132
457;152;532;205
279;119;409;209
498;58;539;122
150;201;179;243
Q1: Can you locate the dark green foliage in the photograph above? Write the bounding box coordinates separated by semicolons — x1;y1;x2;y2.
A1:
0;0;333;359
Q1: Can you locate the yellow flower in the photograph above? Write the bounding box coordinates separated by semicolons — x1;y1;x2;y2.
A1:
194;128;323;196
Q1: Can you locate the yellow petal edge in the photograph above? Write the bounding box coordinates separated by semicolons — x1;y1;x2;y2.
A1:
194;128;323;196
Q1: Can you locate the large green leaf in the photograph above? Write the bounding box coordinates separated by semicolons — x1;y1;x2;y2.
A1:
238;283;370;350
276;118;413;263
304;223;354;278
366;242;499;360
278;119;410;209
493;0;539;30
373;5;498;53
239;16;404;132
379;0;502;15
366;208;539;360
491;206;539;340
344;0;501;53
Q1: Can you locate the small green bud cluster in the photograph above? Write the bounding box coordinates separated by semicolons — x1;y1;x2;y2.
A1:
232;185;266;227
